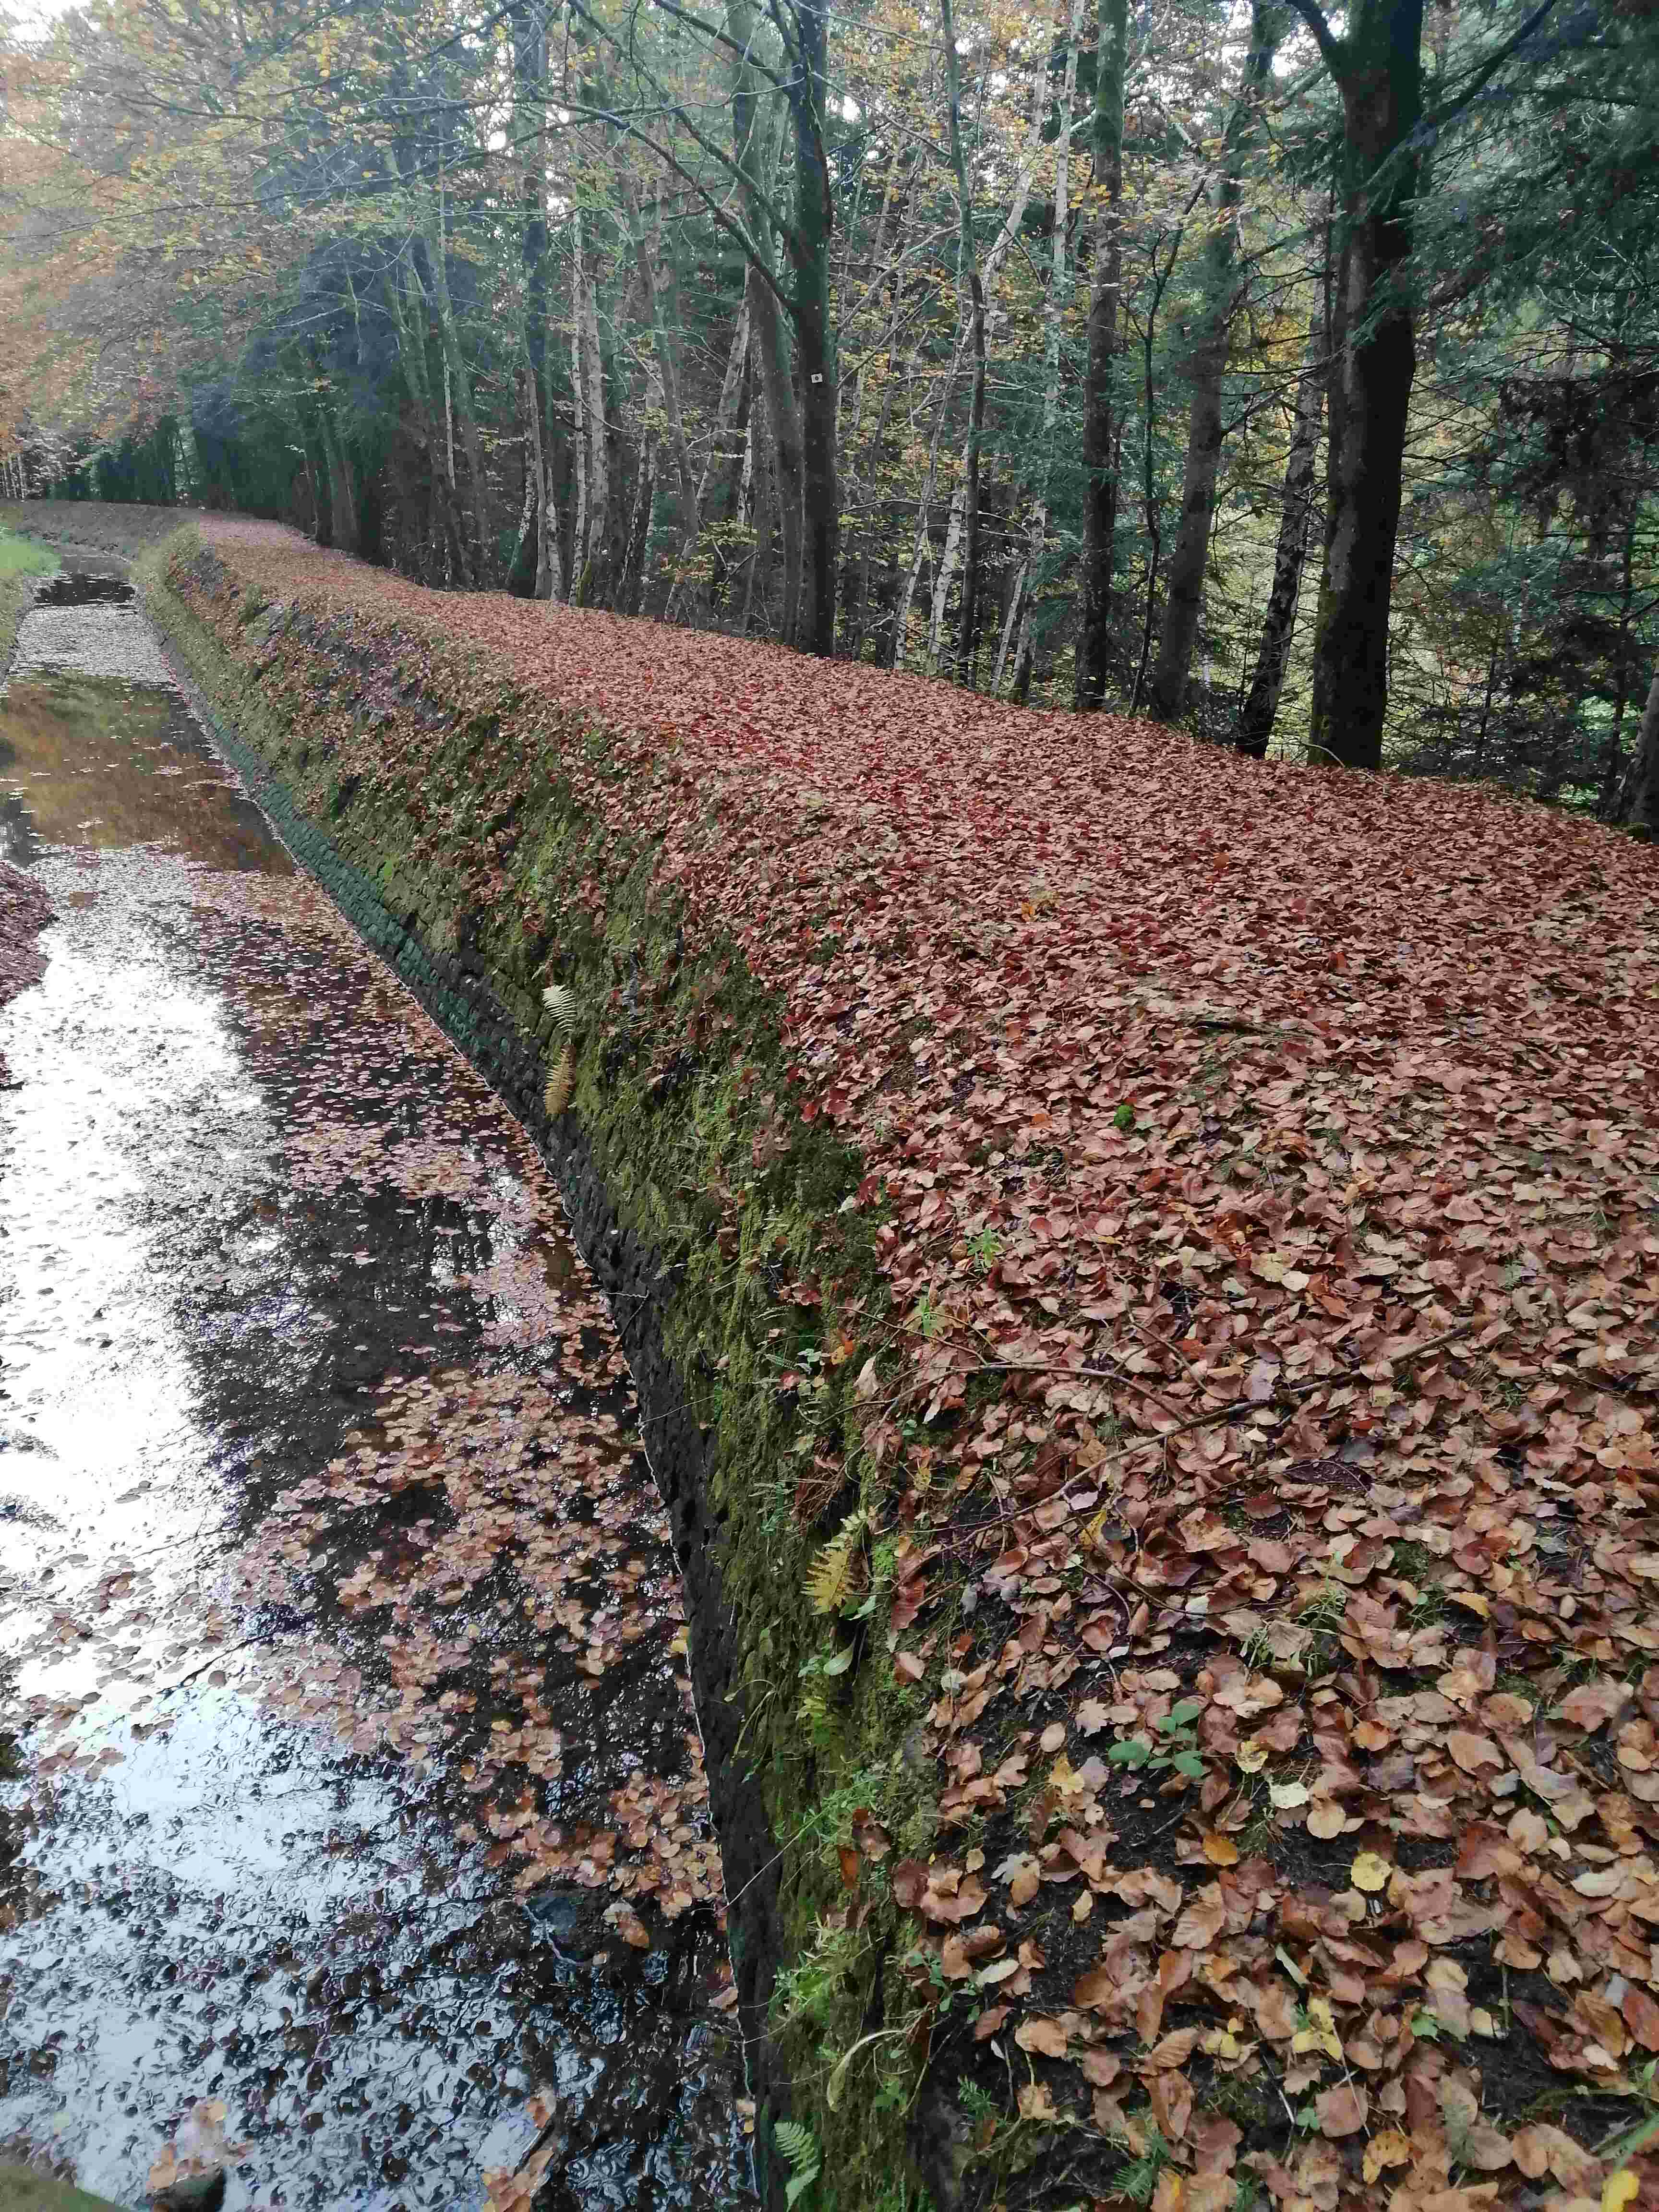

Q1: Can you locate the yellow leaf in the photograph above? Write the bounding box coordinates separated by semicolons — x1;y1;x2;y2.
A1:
1603;2171;1640;2212
1202;1830;1239;1865
1235;1737;1268;1773
1291;1996;1342;2061
1351;1850;1392;1892
1363;2130;1411;2183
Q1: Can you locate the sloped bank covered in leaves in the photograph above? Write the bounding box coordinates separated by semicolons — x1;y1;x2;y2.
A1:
140;515;1659;2212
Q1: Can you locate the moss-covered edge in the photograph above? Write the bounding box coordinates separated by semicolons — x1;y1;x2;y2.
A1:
0;530;58;674
137;529;951;2212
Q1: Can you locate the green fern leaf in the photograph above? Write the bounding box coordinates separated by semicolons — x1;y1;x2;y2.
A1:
804;1508;867;1615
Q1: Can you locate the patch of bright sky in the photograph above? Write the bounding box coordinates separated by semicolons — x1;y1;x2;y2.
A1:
4;0;77;43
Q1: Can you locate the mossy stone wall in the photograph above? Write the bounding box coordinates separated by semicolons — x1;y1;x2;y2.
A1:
139;534;940;2212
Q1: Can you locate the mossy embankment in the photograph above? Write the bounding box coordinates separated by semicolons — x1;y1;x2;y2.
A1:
0;520;58;673
122;509;1659;2212
137;525;936;2212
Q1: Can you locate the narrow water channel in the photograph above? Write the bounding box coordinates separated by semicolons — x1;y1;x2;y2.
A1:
0;573;751;2211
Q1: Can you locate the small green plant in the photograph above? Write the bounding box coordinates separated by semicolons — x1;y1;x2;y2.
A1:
909;1293;942;1338
805;1507;870;1616
968;1226;1001;1274
1107;1699;1205;1781
1106;2120;1171;2206
1114;1101;1136;1132
774;2116;822;2208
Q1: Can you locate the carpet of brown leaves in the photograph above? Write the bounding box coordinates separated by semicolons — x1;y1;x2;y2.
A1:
190;517;1659;2212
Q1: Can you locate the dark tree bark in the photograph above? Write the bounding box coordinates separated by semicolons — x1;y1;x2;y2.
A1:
1147;0;1283;723
1621;670;1659;839
1287;0;1424;770
1075;0;1129;710
1235;304;1326;757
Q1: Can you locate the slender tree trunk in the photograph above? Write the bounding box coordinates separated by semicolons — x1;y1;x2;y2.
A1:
928;489;967;668
836;151;914;648
789;0;839;655
667;298;751;624
1147;0;1283;722
1236;304;1326;757
1620;671;1659;839
1075;0;1129;710
1012;0;1087;704
1599;479;1646;817
416;153;490;576
317;405;360;554
618;171;696;602
508;0;553;598
570;210;612;605
1302;0;1424;770
901;43;1051;674
727;0;805;642
939;0;987;685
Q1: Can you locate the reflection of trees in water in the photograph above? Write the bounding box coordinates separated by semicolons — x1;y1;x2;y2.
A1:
0;687;747;2205
0;673;283;869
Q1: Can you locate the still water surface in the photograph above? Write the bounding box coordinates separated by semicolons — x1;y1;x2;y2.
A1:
0;575;749;2211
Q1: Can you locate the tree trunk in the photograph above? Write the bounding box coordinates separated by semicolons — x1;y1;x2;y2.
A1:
317;406;360;554
1235;304;1327;758
1011;0;1086;705
727;0;805;643
938;0;987;685
508;0;553;598
788;0;839;655
420;160;491;577
1147;0;1283;722
1620;671;1659;839
1074;0;1129;710
570;210;612;605
1301;0;1424;770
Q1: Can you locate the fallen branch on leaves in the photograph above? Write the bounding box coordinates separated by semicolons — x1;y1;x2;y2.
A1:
938;1322;1477;1551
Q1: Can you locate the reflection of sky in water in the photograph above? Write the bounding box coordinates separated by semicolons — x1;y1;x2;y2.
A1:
1;1675;536;2212
0;636;747;2211
1;907;264;1579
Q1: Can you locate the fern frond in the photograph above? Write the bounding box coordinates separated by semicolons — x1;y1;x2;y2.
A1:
804;1508;868;1615
773;2119;815;2168
543;1038;574;1119
774;2118;820;2182
541;982;579;1035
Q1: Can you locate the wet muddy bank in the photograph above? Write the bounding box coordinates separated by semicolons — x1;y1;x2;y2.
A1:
0;571;755;2210
140;573;799;2198
134;540;873;2212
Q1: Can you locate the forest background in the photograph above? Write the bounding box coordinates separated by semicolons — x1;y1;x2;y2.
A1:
0;0;1655;812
